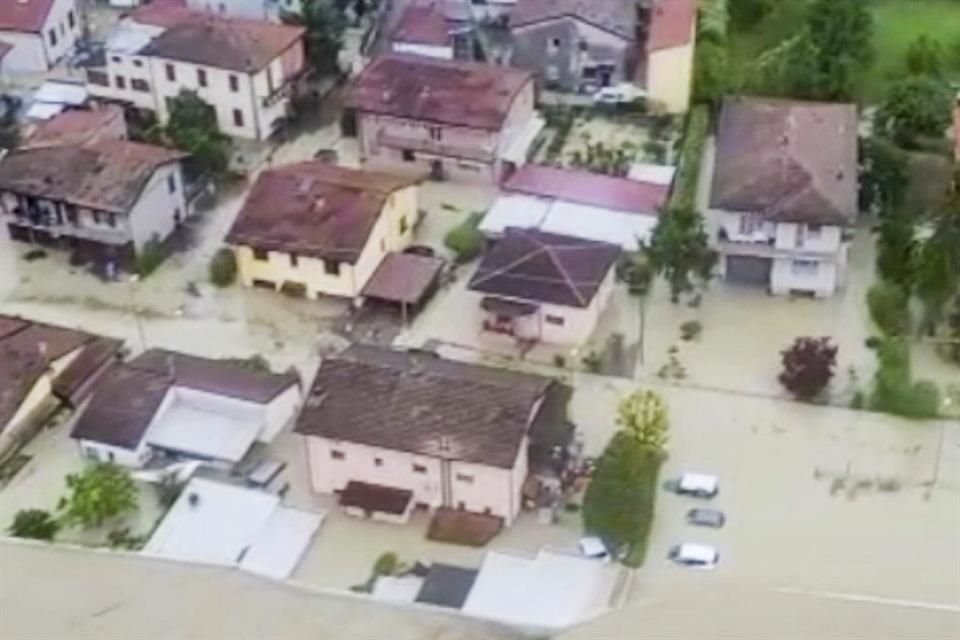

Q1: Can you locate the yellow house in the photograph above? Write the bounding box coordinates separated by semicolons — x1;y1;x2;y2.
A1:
644;0;698;114
226;163;421;300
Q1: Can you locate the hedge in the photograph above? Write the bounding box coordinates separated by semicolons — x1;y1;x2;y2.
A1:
669;105;710;211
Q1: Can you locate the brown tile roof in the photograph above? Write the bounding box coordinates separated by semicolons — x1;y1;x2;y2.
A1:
294;344;553;468
51;337;123;406
0;0;55;33
710;97;858;226
504;164;668;214
469;228;619;308
138;9;305;72
647;0;697;51
361;252;446;305
226;162;419;264
70;349;300;449
346;55;534;130
24;105;127;149
0;141;185;214
509;0;635;40
392;3;450;46
340;481;413;515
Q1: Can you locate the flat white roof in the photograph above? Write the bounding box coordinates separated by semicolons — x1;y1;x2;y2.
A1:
628;163;676;186
105;20;164;54
373;575;425;603
33;81;88;106
24;102;64;120
499;113;545;164
679;473;718;492
478;194;549;236
143;478;323;579
146;403;262;463
462;549;619;630
540;200;657;250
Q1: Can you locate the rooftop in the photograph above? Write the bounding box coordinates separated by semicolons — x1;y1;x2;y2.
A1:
0;0;54;33
504;165;669;215
346;55;533;130
710;97;858;226
23;105;126;148
0;141;185;214
468;228;620;308
360;252;446;305
225;162;419;264
509;0;636;40
415;564;479;609
392;3;450;46
294;344;553;468
647;0;697;51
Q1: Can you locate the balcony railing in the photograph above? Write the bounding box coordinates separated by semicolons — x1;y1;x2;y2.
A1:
377;130;494;163
716;229;839;260
3;209;130;245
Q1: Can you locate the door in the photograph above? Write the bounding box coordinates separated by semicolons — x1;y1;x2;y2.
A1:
725;255;772;286
430;160;445;181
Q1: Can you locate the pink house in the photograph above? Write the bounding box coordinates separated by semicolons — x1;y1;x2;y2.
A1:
345;54;542;184
294;345;558;525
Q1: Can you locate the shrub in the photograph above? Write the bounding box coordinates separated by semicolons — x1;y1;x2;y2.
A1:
849;390;865;409
7;509;59;541
582;351;602;373
373;552;398;577
552;354;566;368
136;236;166;277
869;338;940;418
443;213;485;263
679;320;702;341
209;248;237;287
58;463;138;529
867;282;911;336
778;337;838;401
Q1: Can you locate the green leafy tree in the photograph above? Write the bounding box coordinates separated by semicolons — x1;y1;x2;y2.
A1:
875;76;952;149
875;209;917;290
287;0;347;75
858;137;908;213
645;208;717;302
867;281;911;336
914;174;960;330
209;247;238;287
162;90;230;178
58;463;138;529
443;213;485;263
693;40;730;106
728;0;771;30
616;390;669;452
8;509;60;541
905;35;943;77
800;0;873;100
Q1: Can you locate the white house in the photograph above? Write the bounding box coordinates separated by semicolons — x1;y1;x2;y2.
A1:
294;345;556;525
186;0;303;21
85;4;306;140
0;0;80;75
0;137;187;270
70;349;302;469
708;97;858;298
468;228;620;346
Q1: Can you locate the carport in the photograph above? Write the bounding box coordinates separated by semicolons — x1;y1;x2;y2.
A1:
360;252;446;325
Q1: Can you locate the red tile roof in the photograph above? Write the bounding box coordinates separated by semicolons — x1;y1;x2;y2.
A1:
361;252;446;305
226;162;419;264
0;0;55;33
647;0;697;51
347;55;534;130
392;3;449;46
504;165;668;214
24;105;126;148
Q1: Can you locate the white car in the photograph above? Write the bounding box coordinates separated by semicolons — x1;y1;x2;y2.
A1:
675;473;719;498
668;543;719;569
578;536;611;562
592;83;645;104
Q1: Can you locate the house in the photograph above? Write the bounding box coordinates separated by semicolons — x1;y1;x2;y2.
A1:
0;315;121;460
225;162;420;300
708;97;858;298
468;228;620;345
70;349;301;468
185;0;303;21
22;104;127;147
345;54;542;184
294;344;557;525
470;0;516;22
84;4;306;140
0;0;81;75
508;0;697;113
0;138;187;269
479;164;669;250
391;3;454;60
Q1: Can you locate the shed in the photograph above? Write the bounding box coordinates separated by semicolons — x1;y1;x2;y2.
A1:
360;252;445;323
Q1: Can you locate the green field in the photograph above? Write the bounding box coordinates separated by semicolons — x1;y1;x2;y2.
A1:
728;0;960;102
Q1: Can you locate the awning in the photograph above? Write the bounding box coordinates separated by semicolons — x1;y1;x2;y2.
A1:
480;296;537;318
340;481;413;516
361;252;446;305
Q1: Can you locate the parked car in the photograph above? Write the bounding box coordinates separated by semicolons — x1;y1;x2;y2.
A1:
686;508;726;528
674;473;719;498
578;536;611;562
668;543;719;569
592;83;646;104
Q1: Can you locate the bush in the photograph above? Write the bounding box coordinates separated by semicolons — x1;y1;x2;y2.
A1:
582;351;602;373
443;213;485;263
136;236;166;278
779;337;838;401
7;509;59;541
552;354;566;368
679;320;702;341
867;282;911;336
58;463;138;529
373;552;398;577
869;338;940;418
209;248;237;287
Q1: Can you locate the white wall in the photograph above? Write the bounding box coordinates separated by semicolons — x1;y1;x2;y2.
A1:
89;50;158;110
0;31;48;74
773;222;843;253
1;0;81;74
42;0;81;68
77;438;152;467
261;383;301;443
127;162;187;251
392;42;453;60
771;256;840;298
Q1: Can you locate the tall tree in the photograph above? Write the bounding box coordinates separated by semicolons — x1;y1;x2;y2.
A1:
905;35;943;77
858;137;909;214
779;336;838;400
58;463;138;529
914;172;960;329
162;90;230;178
287;0;347;75
801;0;874;100
875;209;917;290
875;76;952;149
616;390;669;453
644;208;717;302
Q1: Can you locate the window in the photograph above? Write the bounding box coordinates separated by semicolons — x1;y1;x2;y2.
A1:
107;451;115;462
738;213;762;235
107;213;116;228
68;10;75;29
579;39;588;51
111;55;122;64
330;450;345;460
399;216;408;235
252;278;275;290
412;463;427;474
806;223;823;238
546;65;559;81
165;63;176;81
456;473;474;484
253;248;269;261
92;211;101;224
229;74;239;92
791;259;819;276
550;37;561;50
232;109;244;127
49;29;57;46
290;253;299;267
545;314;565;326
114;75;126;90
131;78;149;92
582;66;597;79
323;259;340;275
167;174;176;193
374;457;383;467
85;447;99;461
65;205;78;226
87;70;109;86
197;68;207;88
428;127;442;141
402;149;415;162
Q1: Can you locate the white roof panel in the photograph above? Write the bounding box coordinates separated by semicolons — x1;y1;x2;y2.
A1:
33;81;88;106
145;403;262;463
539;201;657;250
499;113;545;164
240;506;324;579
479;194;549;236
24;102;64;121
628;163;676;186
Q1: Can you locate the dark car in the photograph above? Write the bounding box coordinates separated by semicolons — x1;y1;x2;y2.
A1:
686;508;726;528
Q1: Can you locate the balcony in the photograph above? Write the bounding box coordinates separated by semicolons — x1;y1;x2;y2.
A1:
377;130;494;163
716;228;838;260
3;209;130;246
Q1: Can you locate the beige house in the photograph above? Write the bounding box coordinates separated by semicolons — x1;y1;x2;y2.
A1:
226;162;420;300
346;55;542;184
294;345;557;525
642;0;697;114
0;0;81;75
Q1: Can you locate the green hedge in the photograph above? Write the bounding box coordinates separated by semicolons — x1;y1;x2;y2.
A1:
867;281;910;336
669;105;710;211
869;337;940;419
209;248;237;287
443;212;485;263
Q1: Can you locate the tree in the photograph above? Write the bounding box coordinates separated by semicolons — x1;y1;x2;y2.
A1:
209;248;238;287
875;77;952;149
616;390;669;452
867;281;911;336
779;336;838;400
905;35;943;77
875;209;916;290
58;463;138;529
728;0;771;31
644;208;717;302
162;90;231;178
287;0;347;75
443;213;485;263
693;40;731;106
800;0;873;100
914;178;960;331
7;509;60;541
858;137;908;214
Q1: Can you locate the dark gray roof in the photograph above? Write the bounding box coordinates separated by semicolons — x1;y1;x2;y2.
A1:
510;0;636;40
294;345;554;468
415;564;478;609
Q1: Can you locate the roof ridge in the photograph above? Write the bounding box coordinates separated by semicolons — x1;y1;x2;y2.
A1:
541;239;587;306
469;232;551;289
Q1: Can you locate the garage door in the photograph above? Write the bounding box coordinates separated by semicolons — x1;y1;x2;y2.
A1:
726;255;772;286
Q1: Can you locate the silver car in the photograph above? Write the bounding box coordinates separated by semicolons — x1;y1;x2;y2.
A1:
686;508;726;528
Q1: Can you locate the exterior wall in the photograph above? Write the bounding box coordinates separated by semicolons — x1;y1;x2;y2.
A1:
646;40;695;114
510;19;630;93
126;163;188;251
497;80;536;154
392;42;454;60
77;438;152;467
0;0;80;74
0;31;48;74
233;184;417;298
87;50;159;111
261;383;302;442
771;256;840;298
42;0;80;67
